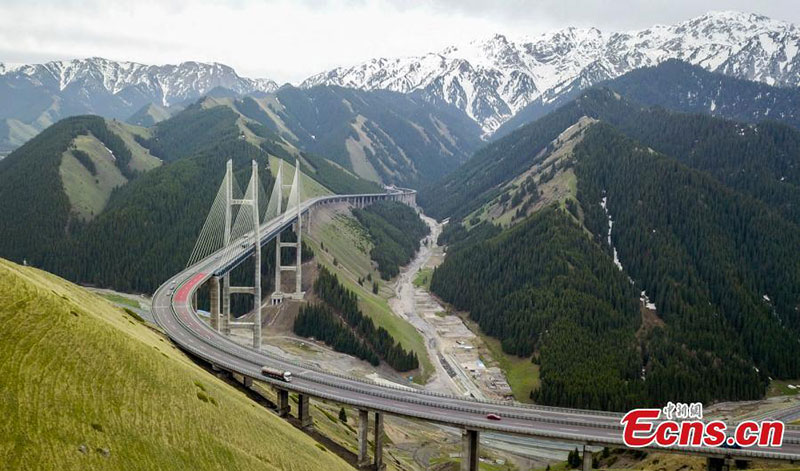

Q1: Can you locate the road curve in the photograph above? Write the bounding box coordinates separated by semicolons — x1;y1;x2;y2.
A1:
151;188;800;462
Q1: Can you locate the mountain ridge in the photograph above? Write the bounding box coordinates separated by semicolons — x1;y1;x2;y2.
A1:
0;57;278;153
0;57;278;106
419;86;800;244
303;10;800;134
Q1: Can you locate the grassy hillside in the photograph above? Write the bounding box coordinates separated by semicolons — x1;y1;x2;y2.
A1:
0;117;39;154
104;120;160;173
461;116;593;230
58;120;160;221
164;97;380;195
59;133;129;220
0;257;352;471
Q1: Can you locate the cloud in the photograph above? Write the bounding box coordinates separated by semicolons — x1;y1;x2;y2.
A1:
0;0;797;83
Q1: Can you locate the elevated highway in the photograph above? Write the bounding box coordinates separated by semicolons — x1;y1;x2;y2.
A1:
152;186;800;471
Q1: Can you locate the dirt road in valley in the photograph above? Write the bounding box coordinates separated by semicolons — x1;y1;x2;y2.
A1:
388;213;493;400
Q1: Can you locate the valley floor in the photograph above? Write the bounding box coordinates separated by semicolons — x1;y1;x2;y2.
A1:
390;213;515;401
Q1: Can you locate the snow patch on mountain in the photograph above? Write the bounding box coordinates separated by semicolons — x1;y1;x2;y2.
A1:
0;63;23;75
302;11;800;134
600;195;624;271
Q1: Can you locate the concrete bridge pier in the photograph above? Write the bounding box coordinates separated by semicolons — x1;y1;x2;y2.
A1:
357;409;369;468
582;446;592;471
209;276;220;330
461;429;479;471
298;394;312;429
221;274;231;335
374;412;385;470
276;388;290;418
356;410;385;470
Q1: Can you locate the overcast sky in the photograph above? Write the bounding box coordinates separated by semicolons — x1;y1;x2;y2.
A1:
0;0;797;83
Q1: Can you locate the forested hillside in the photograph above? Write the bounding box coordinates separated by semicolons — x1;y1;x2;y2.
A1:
296;266;419;371
430;121;800;409
352;201;429;279
53;140;273;293
432;207;644;410
232;86;482;186
0;116;155;266
574;123;800;378
421;88;800;226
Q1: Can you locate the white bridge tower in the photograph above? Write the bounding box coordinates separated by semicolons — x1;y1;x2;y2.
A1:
271;160;305;304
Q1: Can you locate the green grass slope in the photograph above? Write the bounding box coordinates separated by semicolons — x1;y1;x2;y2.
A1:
59;133;129;220
0;257;352;471
306;205;434;384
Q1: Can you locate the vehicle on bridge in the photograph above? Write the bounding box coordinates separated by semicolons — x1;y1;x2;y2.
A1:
486;413;501;421
261;366;292;382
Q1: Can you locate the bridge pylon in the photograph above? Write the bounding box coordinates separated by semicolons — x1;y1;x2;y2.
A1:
219;159;262;349
271;159;305;304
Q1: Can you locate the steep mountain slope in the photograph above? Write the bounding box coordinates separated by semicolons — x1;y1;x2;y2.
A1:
431;121;800;409
232;86;482;186
304;11;800;135
126;103;173;127
0;58;277;153
352;200;430;279
602;60;800;129
55;139;274;293
0;257;352;471
421;89;800;225
153;95;381;194
0;98;378;293
498;59;800;136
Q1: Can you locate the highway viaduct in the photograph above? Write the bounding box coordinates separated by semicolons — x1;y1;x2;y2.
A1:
152;160;800;471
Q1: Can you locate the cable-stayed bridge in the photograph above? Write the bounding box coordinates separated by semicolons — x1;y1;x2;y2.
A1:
152;159;800;471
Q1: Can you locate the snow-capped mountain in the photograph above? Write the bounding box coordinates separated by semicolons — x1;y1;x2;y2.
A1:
0;57;278;153
302;11;800;135
0;57;277;107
